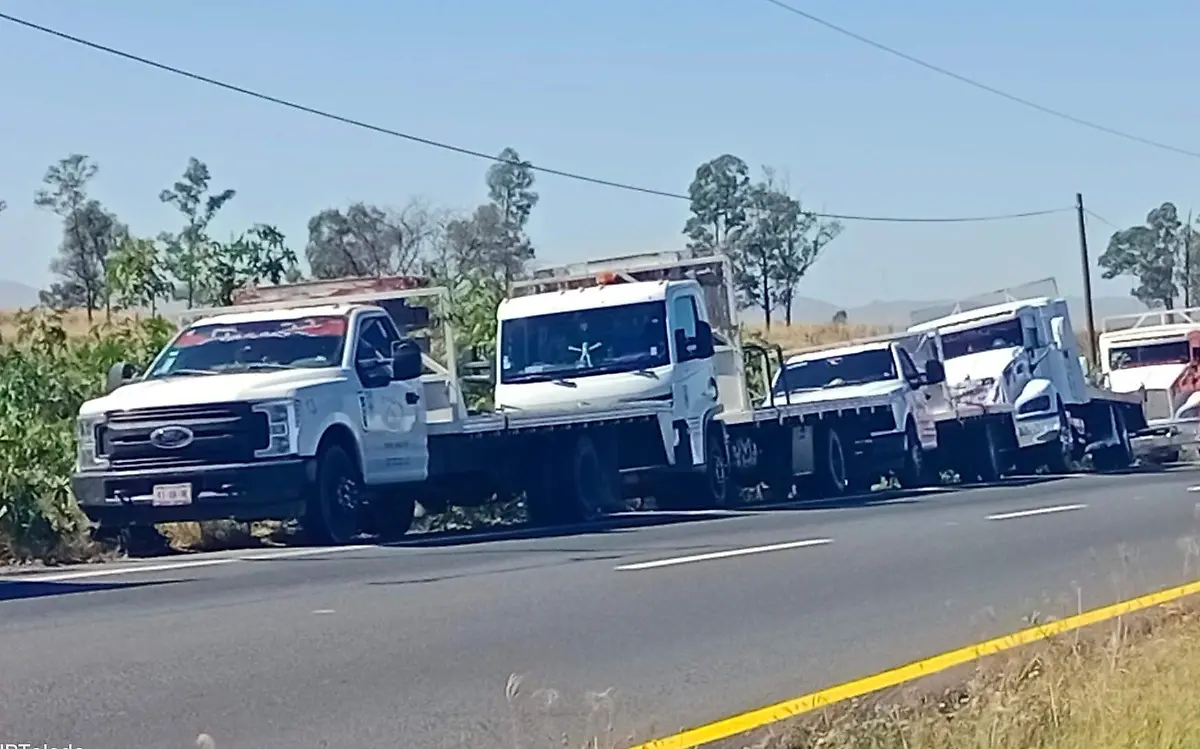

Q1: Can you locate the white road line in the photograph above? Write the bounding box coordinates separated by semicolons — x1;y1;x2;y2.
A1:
986;504;1087;521
614;538;832;571
2;544;376;583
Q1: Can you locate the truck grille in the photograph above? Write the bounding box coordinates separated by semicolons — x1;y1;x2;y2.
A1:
1143;389;1175;422
98;402;269;469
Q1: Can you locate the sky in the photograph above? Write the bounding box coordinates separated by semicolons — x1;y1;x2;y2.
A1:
1;0;1197;309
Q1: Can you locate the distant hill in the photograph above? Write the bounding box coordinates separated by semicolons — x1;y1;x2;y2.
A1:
748;294;1151;329
0;280;39;309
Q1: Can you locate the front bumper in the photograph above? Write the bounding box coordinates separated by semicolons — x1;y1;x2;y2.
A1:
72;459;316;527
1131;419;1200;457
1014;413;1060;449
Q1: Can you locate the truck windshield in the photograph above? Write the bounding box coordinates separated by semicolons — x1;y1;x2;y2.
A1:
940;319;1023;359
773;348;897;394
146;316;348;378
499;301;670;383
1109;340;1189;370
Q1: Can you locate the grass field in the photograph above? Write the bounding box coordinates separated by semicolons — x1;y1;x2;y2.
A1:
776;600;1200;749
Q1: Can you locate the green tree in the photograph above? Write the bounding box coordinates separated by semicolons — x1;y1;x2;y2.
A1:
305;199;440;279
1099;202;1186;309
33;155;119;320
483;147;539;285
107;236;172;314
208;224;299;306
159;157;236;307
684;154;751;253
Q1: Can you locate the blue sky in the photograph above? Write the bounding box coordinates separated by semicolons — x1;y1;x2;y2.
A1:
1;0;1197;308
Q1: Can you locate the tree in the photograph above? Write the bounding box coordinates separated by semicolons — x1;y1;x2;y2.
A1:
306;199;442;279
208;224;299;306
483;147;539;285
1099;202;1187;309
0;199;6;215
107;236;172;314
33;155;118;321
684;154;751;253
832;310;848;324
725;167;842;328
159;157;236;307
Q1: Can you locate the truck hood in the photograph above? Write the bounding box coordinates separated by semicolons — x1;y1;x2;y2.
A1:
944;347;1022;386
771;378;905;407
494;367;673;412
80;368;344;415
1106;363;1186;394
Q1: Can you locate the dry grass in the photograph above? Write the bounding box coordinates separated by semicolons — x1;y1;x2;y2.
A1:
0;307;142;339
747;322;894;353
764;602;1200;749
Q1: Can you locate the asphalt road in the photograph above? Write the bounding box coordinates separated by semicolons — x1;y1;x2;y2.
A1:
4;467;1200;749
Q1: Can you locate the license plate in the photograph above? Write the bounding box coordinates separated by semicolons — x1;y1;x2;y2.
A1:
152;483;193;506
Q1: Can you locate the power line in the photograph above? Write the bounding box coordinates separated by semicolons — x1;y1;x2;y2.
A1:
758;0;1200;161
2;11;1069;225
1083;209;1120;231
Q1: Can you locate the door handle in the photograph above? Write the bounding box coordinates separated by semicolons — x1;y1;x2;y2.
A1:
405;392;420;405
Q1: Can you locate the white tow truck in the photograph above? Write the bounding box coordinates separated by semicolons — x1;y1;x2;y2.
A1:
1097;307;1200;463
495;250;950;504
760;333;950;490
904;279;1147;480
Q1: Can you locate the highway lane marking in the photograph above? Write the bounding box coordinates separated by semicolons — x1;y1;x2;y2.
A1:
1;544;376;583
627;576;1200;749
985;503;1087;521
614;538;832;571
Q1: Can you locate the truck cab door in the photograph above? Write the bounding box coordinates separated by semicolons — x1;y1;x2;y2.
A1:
353;314;429;485
669;291;718;463
897;346;938;449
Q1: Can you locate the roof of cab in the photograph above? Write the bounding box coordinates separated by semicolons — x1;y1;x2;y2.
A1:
908;297;1053;332
785;339;892;365
497;279;687;320
188;303;360;327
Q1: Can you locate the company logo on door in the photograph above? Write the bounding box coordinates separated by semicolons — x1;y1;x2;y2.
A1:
149;425;194;450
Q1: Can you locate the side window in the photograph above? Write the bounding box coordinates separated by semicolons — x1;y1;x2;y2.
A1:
1021;315;1041;349
671;296;701;361
356;316;400;366
897;348;921;384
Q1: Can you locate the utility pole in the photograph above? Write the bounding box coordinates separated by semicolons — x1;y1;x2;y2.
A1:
1076;193;1098;369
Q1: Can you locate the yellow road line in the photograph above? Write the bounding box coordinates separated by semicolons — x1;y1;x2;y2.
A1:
629;577;1200;749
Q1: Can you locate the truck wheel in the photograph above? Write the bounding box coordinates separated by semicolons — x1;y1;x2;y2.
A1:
818;426;850;496
975;425;1003;483
1043;404;1073;475
656;424;734;510
897;422;929;488
1094;406;1134;471
306;443;362;545
365;494;417;542
526;434;617;525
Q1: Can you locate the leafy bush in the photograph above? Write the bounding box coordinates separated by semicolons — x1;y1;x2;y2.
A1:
0;310;173;562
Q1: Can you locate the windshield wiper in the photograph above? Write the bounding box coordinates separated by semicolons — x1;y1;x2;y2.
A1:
153;368;219;378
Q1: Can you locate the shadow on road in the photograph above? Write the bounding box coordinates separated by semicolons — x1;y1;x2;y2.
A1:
0;578;180;602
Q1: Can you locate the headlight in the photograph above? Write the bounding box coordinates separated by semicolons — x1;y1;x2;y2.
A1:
252;399;298;458
76;414;108;470
1018;394;1053;416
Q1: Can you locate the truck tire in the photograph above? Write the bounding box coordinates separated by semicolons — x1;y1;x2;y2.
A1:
974;424;1004;483
1043;403;1073;475
818;425;851;496
656;423;734;510
897;421;930;489
526;433;617;525
306;443;362;545
1094;406;1134;471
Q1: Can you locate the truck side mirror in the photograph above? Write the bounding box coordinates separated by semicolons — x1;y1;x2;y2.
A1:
694;322;714;358
391;340;424;381
106;361;138;394
922;359;945;385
